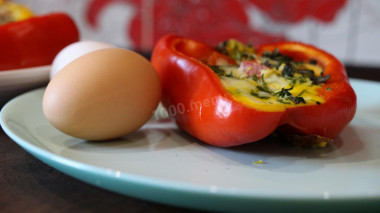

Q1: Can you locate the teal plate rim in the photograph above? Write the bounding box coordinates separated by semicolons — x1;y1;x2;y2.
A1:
1;79;380;212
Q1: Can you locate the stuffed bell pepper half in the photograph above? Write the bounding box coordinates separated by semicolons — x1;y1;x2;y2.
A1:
0;0;79;71
151;35;356;147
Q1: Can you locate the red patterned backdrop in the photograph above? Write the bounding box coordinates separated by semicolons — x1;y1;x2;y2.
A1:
13;0;380;66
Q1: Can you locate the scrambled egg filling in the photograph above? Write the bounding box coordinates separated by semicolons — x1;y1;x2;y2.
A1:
0;0;33;25
210;40;329;112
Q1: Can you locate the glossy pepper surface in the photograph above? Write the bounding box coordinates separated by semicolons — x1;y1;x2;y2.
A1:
151;35;356;147
0;13;79;71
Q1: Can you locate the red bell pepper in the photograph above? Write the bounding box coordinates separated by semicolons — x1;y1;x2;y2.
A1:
0;13;79;71
151;35;357;147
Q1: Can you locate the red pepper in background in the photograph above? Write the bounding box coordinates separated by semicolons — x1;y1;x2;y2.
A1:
0;13;79;71
151;35;356;147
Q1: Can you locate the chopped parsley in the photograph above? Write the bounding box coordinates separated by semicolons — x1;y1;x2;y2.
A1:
251;75;259;82
309;59;318;64
208;65;225;76
262;48;292;65
216;39;255;61
260;74;271;93
250;90;269;99
274;87;306;105
282;64;295;77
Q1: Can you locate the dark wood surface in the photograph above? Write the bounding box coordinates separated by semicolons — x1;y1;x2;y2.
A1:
0;66;378;213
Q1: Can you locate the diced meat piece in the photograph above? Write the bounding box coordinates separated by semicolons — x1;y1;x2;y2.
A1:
239;61;269;77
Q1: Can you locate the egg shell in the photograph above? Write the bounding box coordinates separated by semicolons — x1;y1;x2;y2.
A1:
50;40;114;79
43;48;161;140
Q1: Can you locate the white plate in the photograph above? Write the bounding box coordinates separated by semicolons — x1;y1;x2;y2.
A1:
1;79;380;212
0;65;50;106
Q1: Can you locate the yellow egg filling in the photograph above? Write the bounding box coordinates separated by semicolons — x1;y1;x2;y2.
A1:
0;0;33;25
210;40;329;112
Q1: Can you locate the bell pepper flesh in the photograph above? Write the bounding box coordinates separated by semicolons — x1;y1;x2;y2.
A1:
0;13;79;71
151;35;356;147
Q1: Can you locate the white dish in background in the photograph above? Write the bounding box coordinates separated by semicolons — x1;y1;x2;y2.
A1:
0;79;379;212
0;65;50;106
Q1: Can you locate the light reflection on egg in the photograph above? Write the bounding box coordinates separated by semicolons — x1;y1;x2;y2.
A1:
43;48;161;141
50;40;114;79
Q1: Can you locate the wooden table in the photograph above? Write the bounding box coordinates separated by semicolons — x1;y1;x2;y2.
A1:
1;66;378;212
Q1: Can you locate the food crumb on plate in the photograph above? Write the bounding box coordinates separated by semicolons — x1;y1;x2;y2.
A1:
253;160;264;165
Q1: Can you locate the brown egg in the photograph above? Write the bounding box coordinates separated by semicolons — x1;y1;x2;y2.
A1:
43;48;161;140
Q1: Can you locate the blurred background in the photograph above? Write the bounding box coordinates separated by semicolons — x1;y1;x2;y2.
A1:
14;0;380;68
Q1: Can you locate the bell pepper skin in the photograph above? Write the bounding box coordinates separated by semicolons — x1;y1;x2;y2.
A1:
0;13;79;71
151;35;356;147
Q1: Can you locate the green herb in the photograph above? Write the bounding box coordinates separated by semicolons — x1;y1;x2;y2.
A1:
311;74;330;85
256;86;266;92
299;76;308;84
282;64;294;77
235;48;242;61
290;75;308;86
227;89;241;95
262;48;292;64
274;87;306;105
293;96;306;104
276;99;291;104
262;48;279;58
252;75;259;82
261;74;271;93
209;65;236;78
297;69;315;78
297;89;306;96
276;87;293;98
216;39;255;62
209;65;225;76
294;68;330;85
293;61;305;66
216;41;228;53
291;77;297;86
226;72;234;77
309;59;318;64
250;90;269;99
264;60;274;68
242;53;256;61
